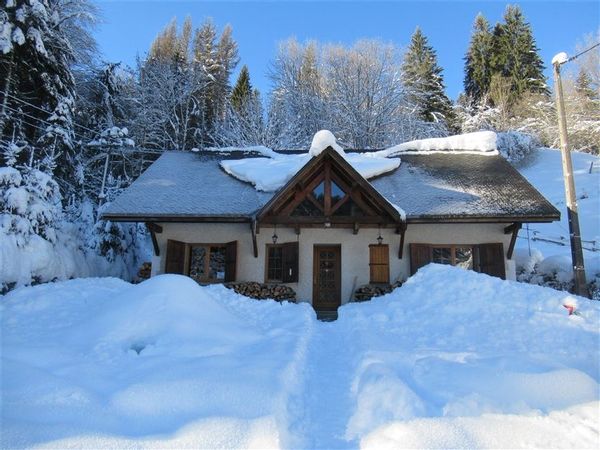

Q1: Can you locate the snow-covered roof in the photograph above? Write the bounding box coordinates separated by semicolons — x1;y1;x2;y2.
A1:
103;150;559;223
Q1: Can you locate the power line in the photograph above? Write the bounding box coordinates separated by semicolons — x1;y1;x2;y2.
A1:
568;42;600;63
0;89;98;135
2;103;89;142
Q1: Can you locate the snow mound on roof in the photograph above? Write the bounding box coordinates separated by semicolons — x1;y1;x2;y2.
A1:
376;131;499;157
309;129;345;156
220;131;400;192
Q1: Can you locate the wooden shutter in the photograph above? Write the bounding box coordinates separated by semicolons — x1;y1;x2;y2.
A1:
410;244;431;275
224;241;237;282
165;240;186;274
282;242;299;283
475;243;506;279
369;244;389;283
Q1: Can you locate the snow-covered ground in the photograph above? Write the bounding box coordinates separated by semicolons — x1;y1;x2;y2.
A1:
516;148;600;280
2;266;599;449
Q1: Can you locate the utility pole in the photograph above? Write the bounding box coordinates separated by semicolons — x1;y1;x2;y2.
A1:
552;53;588;297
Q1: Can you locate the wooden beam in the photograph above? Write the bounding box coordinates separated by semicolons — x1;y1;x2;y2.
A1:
251;220;258;258
506;222;522;259
504;222;519;234
398;227;406;259
145;223;160;256
146;222;163;233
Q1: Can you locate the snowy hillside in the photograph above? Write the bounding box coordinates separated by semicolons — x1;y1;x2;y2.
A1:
516;149;600;283
2;267;598;449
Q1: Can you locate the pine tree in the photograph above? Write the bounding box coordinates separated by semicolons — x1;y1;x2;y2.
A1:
401;27;455;127
575;68;598;101
0;0;91;188
231;65;253;113
464;14;493;104
490;5;547;98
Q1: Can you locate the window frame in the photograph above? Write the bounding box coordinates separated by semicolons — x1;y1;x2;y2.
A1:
187;243;228;284
264;242;299;283
265;243;285;283
430;244;474;268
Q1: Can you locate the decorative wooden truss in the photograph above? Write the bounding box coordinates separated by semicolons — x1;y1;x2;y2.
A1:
250;147;406;258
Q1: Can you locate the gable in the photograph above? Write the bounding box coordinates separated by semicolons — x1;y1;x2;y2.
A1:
257;147;404;228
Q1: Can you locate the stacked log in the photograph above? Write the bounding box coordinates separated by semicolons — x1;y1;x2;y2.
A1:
353;281;402;302
225;281;296;302
137;262;152;281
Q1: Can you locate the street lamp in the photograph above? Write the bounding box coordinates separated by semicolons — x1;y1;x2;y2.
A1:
551;52;588;297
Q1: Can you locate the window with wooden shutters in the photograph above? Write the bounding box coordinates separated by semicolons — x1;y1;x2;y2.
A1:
266;242;299;283
165;241;237;284
369;244;389;283
409;242;505;280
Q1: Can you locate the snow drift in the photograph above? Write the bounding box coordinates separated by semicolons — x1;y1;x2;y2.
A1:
1;265;598;448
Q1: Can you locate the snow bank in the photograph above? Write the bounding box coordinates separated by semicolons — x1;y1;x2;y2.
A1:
361;402;599;449
220;130;400;192
334;264;599;448
2;266;599;448
1;276;316;448
376;131;499;157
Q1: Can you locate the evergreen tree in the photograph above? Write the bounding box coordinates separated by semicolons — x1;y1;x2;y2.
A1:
575;68;598;101
231;65;253;113
401;27;455;127
0;0;77;182
490;5;547;98
464;14;493;104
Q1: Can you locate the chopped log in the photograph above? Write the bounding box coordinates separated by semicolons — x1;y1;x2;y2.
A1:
224;281;296;302
353;281;402;302
137;262;152;281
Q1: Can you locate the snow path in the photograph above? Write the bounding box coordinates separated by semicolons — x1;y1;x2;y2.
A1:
302;322;358;449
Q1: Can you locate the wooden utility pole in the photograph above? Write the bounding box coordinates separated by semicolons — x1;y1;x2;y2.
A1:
552;57;588;297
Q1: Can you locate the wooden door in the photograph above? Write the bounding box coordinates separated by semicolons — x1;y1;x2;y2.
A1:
313;245;341;311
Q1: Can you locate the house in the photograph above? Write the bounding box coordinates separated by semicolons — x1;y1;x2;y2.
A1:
102;132;559;312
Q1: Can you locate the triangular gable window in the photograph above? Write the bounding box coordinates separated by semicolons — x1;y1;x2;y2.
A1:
256;147;403;227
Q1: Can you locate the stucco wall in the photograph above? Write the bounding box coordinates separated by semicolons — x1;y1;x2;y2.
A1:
151;222;515;305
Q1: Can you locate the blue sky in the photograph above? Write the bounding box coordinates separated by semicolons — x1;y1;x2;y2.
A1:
95;1;599;100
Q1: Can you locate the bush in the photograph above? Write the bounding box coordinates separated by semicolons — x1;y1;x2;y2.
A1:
496;131;540;164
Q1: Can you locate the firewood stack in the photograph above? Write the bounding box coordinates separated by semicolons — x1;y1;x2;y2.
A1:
137;262;152;281
353;281;402;302
225;282;297;302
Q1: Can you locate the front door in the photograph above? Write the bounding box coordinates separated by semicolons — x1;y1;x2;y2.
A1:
313;245;341;311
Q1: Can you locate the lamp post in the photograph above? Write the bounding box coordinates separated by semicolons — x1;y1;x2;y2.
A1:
552;52;588;297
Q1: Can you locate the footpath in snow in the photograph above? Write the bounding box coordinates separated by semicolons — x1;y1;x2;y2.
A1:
1;266;599;449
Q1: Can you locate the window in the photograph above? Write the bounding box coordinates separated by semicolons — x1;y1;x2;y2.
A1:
189;244;228;282
265;242;299;283
410;243;505;280
267;245;284;281
431;245;473;269
165;240;237;283
369;244;389;283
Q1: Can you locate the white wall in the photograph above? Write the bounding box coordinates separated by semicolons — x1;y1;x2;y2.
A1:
152;222;515;305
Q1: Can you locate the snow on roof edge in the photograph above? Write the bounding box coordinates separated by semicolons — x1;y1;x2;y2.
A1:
373;131;499;158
